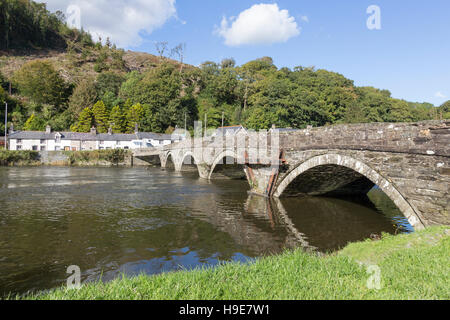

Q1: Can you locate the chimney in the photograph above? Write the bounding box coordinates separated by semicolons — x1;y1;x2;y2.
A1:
272;124;276;130
90;126;97;135
45;125;51;134
9;123;14;134
108;126;112;135
134;123;139;134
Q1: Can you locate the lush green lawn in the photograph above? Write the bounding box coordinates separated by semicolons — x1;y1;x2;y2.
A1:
23;226;449;300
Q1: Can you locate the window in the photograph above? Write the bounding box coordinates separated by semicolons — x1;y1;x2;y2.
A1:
40;139;45;144
17;139;22;144
32;146;38;151
124;146;129;150
17;145;22;150
40;146;46;151
116;141;121;145
55;135;61;143
55;146;61;151
100;141;104;145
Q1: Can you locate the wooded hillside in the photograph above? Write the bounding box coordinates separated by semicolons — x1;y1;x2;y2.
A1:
0;0;448;136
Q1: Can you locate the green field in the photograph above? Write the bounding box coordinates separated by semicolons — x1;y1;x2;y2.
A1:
21;226;450;300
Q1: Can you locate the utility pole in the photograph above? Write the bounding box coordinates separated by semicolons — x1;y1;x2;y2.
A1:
204;113;207;137
4;102;7;150
184;112;187;136
222;112;224;128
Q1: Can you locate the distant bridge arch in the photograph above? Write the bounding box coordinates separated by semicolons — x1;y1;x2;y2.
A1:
208;150;239;180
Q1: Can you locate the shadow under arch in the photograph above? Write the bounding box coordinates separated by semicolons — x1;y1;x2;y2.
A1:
164;152;176;170
180;151;201;175
273;154;425;230
208;150;246;180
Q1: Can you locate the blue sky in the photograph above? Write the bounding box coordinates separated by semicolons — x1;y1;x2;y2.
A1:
45;0;450;106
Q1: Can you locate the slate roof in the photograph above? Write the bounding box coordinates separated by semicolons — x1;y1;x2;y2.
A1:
8;131;177;141
270;128;300;133
215;125;246;136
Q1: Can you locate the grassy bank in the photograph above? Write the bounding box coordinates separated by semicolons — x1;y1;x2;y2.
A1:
0;150;40;166
22;226;449;300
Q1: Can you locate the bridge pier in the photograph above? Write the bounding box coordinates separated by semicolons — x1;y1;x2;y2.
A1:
245;165;281;197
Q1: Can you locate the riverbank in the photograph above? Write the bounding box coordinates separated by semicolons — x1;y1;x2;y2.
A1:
22;226;449;300
0;150;133;167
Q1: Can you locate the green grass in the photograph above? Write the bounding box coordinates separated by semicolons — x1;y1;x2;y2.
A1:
22;226;450;300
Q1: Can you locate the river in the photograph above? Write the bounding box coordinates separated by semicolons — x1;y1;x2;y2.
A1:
0;166;413;297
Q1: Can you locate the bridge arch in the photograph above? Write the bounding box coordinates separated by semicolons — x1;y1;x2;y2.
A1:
161;151;177;169
273;153;425;230
208;150;239;180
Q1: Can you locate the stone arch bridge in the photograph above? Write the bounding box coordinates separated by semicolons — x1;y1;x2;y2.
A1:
133;121;450;230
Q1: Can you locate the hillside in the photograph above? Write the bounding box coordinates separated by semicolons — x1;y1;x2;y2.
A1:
0;49;187;84
0;0;448;137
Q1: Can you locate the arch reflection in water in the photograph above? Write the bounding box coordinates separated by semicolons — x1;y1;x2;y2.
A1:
243;193;410;253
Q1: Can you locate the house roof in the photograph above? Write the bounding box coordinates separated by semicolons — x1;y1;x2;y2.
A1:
215;125;246;136
8;131;178;141
270;128;300;133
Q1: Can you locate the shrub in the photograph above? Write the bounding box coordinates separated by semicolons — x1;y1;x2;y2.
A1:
0;151;40;165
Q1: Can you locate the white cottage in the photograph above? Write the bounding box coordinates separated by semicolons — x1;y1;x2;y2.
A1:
8;125;181;151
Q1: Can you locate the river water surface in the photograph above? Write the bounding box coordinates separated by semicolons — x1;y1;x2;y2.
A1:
0;167;412;296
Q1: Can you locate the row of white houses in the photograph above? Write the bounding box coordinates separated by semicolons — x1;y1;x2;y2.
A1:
6;124;299;151
7;126;182;151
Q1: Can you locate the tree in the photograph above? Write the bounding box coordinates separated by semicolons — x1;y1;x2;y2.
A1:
13;60;71;107
23;113;45;131
125;103;144;133
109;105;126;133
440;100;450;119
386;99;413;122
155;41;169;62
171;43;186;72
68;77;98;117
71;107;94;132
96;72;125;98
91;100;109;133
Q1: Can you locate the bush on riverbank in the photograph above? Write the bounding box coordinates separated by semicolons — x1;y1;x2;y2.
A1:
64;149;131;166
23;226;449;300
0;150;40;166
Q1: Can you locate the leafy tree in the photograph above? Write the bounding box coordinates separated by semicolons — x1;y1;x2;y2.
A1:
68;77;98;117
13;60;71;108
440;100;450;119
96;72;125;99
23;113;45;131
386;99;413;122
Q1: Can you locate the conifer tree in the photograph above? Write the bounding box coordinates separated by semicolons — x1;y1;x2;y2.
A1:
125;103;144;133
109;105;126;133
71;107;94;132
92;101;109;133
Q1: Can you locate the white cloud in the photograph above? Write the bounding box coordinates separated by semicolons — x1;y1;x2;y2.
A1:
435;91;447;99
300;15;309;23
44;0;177;48
216;3;300;46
